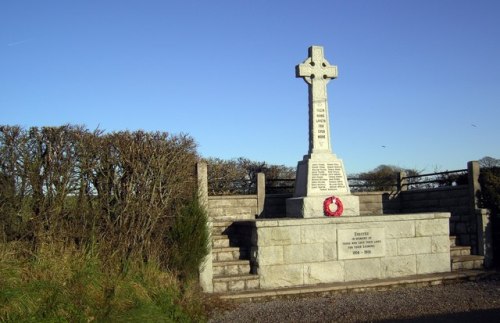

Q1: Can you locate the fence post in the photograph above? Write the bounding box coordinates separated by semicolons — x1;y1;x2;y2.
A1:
197;161;209;209
196;161;213;292
257;172;266;217
468;160;493;267
397;171;408;191
467;161;481;212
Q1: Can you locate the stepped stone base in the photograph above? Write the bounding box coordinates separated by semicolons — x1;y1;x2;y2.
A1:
210;220;260;293
286;194;360;218
252;213;451;290
452;255;484;270
213;275;260;293
449;236;484;271
219;270;491;301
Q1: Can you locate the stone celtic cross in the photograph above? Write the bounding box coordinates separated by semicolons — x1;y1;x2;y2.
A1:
296;46;338;154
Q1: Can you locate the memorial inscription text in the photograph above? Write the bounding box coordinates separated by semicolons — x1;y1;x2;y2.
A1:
310;162;347;191
337;228;385;260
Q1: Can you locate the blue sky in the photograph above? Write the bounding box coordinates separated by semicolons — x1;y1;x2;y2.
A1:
1;0;499;174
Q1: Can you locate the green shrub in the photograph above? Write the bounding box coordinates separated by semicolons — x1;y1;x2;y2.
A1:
479;167;500;214
479;167;500;267
165;196;210;281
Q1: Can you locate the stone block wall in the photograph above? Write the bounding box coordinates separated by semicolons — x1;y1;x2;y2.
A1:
208;195;259;221
355;191;400;215
398;187;476;252
258;187;478;254
262;193;292;218
251;213;451;289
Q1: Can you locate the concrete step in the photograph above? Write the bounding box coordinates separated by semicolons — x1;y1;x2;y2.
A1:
451;255;484;270
213;260;252;276
450;245;471;257
218;270;492;301
212;247;250;262
213;274;260;293
212;235;230;248
449;236;457;247
211;221;234;235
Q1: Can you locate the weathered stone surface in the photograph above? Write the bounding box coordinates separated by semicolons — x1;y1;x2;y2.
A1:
397;237;432;255
217;251;235;262
416;219;449;237
344;258;382;281
384;221;415;238
304;261;344;284
255;213;449;228
260;264;304;288
381;255;416;278
226;264;239;275
246;278;260;290
283;243;324;264
213;281;227;293
228;280;245;291
385;239;398;256
301;224;337;243
256;246;284;265
416;253;450;274
431;235;450;253
257;226;301;246
324;243;337;260
209;197;258;207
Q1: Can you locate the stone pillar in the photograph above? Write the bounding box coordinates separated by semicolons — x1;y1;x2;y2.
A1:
257;172;266;217
468;161;493;266
398;172;408;192
197;162;209;209
196;162;213;292
476;208;493;268
467;161;481;212
397;171;408;192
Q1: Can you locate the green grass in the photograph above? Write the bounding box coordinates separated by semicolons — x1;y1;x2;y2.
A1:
0;242;207;322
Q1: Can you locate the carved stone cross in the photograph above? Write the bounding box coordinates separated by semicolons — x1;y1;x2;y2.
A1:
296;46;338;154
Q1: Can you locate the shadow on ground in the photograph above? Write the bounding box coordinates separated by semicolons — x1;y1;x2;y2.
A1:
380;308;500;322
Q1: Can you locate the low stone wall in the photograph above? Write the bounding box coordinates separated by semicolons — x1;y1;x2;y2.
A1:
208;195;259;221
251;213;450;289
399;186;476;251
263;193;292;218
259;187;477;253
355;191;400;215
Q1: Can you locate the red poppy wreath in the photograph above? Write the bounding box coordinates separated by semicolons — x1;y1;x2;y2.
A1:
323;196;343;217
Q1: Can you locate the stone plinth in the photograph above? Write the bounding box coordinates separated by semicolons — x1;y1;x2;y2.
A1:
287;194;360;218
251;212;451;289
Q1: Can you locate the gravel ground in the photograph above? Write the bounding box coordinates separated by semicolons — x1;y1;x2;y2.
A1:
210;278;500;322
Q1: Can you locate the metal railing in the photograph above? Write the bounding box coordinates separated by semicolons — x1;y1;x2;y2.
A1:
265;178;295;194
401;169;468;190
209;168;470;195
347;177;398;192
208;179;257;196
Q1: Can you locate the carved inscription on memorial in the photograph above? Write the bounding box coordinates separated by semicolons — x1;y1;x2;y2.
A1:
337;228;385;260
315;105;328;144
310;161;347;191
